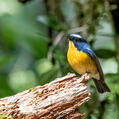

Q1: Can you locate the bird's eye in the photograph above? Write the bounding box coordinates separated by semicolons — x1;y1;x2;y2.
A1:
75;38;81;42
69;36;75;41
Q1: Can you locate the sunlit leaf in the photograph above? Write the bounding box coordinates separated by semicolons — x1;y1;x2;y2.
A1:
9;70;37;93
36;58;53;75
100;58;118;74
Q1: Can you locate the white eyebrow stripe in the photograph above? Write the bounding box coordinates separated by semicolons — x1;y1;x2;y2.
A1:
71;34;82;38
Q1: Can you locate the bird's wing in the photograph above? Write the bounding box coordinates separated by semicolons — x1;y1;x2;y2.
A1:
82;48;104;81
74;41;104;81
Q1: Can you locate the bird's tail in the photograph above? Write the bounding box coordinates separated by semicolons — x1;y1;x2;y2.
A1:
93;78;110;93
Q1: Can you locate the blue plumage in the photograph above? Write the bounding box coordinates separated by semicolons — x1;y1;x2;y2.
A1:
73;39;96;59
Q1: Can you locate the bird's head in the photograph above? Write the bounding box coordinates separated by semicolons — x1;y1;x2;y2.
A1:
68;34;88;50
68;34;87;43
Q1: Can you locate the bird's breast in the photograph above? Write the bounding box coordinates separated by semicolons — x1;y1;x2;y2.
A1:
67;41;97;75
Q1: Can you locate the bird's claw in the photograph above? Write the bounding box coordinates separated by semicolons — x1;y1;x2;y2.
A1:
81;73;90;82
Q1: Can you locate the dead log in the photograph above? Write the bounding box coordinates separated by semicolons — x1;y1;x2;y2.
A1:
0;73;90;119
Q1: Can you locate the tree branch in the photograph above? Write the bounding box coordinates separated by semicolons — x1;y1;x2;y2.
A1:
0;73;90;119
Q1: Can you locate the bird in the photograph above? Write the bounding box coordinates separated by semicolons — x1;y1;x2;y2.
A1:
67;34;110;93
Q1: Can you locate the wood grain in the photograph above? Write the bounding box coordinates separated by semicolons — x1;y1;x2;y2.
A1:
0;73;90;119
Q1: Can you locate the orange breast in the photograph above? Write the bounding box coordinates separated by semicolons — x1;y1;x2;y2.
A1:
67;41;97;75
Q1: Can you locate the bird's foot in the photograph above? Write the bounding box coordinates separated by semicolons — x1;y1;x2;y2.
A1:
81;73;90;82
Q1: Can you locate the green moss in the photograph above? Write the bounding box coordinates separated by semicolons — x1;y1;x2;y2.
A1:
0;114;13;119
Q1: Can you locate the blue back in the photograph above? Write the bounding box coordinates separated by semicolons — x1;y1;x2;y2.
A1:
72;40;95;58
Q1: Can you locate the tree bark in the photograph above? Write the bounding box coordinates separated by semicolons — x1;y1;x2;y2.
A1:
0;73;90;119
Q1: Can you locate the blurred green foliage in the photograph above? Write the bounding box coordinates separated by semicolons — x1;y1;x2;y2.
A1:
0;0;119;118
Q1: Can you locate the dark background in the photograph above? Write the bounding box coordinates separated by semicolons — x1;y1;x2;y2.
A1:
0;0;119;118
